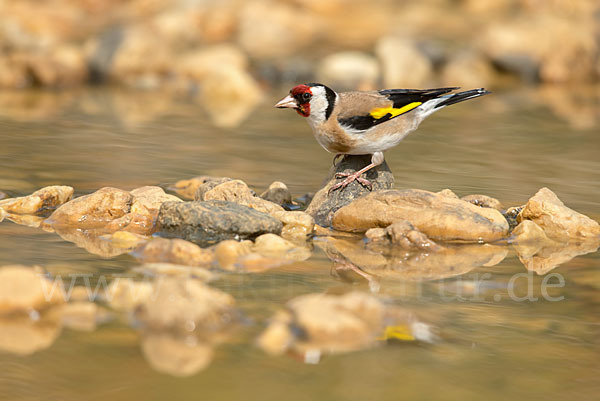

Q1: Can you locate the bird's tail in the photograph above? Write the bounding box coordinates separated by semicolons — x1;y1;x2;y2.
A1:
433;88;491;109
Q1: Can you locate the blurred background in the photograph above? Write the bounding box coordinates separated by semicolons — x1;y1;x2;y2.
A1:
0;0;598;125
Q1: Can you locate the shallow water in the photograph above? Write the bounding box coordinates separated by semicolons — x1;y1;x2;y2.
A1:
0;86;599;401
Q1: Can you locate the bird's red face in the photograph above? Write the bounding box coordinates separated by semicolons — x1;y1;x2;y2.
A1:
275;84;313;117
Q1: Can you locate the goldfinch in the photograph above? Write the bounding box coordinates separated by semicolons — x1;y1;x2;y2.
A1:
275;83;490;192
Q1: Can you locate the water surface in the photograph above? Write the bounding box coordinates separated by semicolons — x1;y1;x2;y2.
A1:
0;86;599;401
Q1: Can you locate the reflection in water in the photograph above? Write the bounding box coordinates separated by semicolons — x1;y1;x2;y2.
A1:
0;87;598;399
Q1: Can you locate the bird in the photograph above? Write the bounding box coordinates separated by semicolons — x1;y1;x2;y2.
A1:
275;83;490;192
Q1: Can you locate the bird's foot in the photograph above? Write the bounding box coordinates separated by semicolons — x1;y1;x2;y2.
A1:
328;171;372;194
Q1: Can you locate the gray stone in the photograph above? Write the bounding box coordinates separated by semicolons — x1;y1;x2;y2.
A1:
305;155;394;227
156;200;283;246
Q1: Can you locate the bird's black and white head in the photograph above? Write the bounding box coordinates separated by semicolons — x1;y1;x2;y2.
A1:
275;83;337;125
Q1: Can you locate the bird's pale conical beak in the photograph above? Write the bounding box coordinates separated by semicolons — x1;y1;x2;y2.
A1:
274;95;297;109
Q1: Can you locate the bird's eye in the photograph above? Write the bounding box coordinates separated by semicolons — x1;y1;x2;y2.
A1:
302;92;312;101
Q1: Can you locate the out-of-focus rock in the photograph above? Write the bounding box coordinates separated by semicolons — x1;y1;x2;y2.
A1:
271;211;315;241
0;315;62;355
133;238;214;267
332;189;509;242
479;16;597;83
200;66;263;127
134;263;215;281
59;302;111;332
437;189;459;199
0;265;65;314
441;50;496;88
237;1;320;60
105;278;153;312
141;333;214;377
253;233;312;261
461;194;503;211
27;45;88;88
0;186;73;215
260;181;292;206
317;51;380;90
109;26;172;89
156;200;283;246
201;180;284;215
0;191;6;200
177;44;247;83
135;278;236;333
375;37;432;88
44;187;133;229
172;176;231;200
517;187;600;242
258;291;430;355
214;240;254;270
306;155;394;227
0;207;5;222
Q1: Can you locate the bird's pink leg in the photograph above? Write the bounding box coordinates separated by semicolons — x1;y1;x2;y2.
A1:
329;152;384;193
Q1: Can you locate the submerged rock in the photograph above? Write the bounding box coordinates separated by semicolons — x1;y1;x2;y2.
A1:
156;200;283;246
258;291;431;356
517;187;600;242
306;155;394;227
260;181;292;206
332;189;509;242
133;238;214;267
0;185;73;215
135;277;236;333
253;233;312;261
58;301;111;332
0;265;65;314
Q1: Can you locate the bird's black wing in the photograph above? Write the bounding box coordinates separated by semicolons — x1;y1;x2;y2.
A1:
338;87;459;132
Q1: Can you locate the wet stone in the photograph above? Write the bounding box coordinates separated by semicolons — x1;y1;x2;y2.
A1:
306;155;394;227
0;265;65;314
0;185;73;215
192;177;233;201
43;187;133;229
135;277;236;333
156;200;283;246
171;176;231;200
517;187;600;242
260;181;292;206
133;238;214;267
461;194;503;211
332;189;509;242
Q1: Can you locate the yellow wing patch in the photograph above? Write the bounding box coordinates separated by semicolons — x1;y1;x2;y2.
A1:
370;101;422;120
